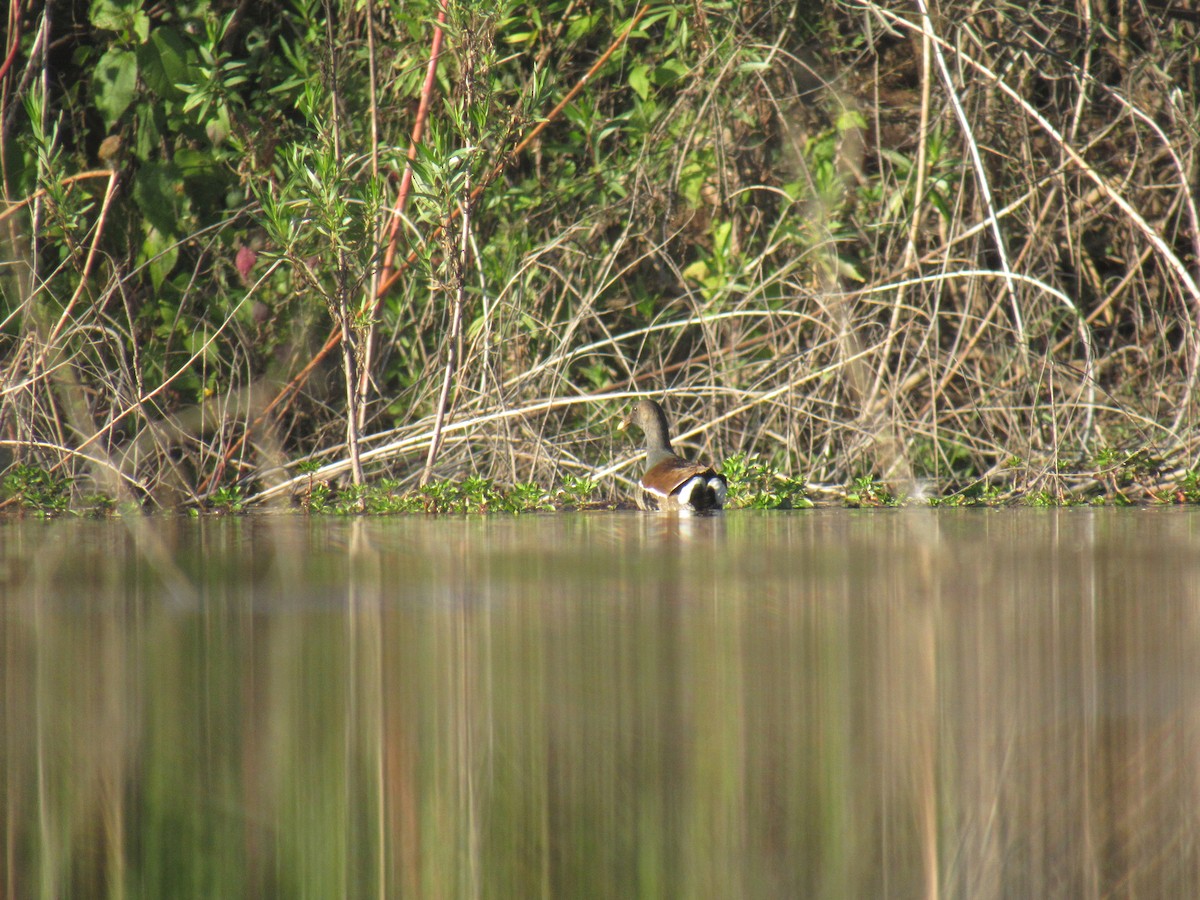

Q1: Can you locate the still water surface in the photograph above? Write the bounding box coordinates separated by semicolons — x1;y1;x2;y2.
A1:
3;509;1200;898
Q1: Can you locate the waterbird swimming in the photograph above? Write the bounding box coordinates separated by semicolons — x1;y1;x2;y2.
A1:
620;398;727;512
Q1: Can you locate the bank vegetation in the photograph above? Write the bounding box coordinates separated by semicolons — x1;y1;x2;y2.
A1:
2;0;1199;511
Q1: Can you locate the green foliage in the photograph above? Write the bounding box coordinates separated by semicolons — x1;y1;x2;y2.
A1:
295;460;331;512
94;47;140;127
333;483;371;514
79;493;121;517
1177;471;1200;503
209;485;246;513
872;125;960;226
845;475;897;508
2;465;72;514
681;219;752;305
408;477;555;514
720;453;811;510
556;474;602;508
1026;491;1057;507
502;482;555;513
1159;470;1200;505
931;482;1006;507
303;481;334;514
288;473;557;515
177;13;248;127
288;469;605;516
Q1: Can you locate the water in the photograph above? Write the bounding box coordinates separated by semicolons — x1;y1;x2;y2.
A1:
3;509;1199;898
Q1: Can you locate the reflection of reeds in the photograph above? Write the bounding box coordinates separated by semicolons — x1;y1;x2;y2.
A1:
5;513;1200;895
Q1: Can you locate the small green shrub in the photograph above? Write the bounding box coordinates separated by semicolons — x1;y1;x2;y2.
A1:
720;453;811;509
555;474;602;508
2;465;72;514
845;474;897;508
209;485;246;513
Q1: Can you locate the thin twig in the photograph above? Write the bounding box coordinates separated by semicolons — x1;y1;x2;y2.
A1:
914;0;1027;363
422;178;471;484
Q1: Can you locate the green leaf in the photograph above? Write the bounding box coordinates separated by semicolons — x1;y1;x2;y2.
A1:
93;47;138;127
140;226;179;290
566;13;600;42
629;65;650;101
90;0;125;30
89;0;123;30
139;28;194;103
90;0;149;42
205;104;232;145
836;109;867;133
837;257;865;283
679;160;707;206
134;104;163;160
712;219;733;257
652;60;688;87
133;161;188;237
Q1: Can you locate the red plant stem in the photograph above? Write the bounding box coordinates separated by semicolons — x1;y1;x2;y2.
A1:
378;0;448;287
0;0;20;82
375;2;650;300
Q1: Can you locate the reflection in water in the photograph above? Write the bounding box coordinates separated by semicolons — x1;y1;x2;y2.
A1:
2;510;1200;897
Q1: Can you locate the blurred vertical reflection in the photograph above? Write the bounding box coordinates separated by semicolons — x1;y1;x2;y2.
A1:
2;510;1200;897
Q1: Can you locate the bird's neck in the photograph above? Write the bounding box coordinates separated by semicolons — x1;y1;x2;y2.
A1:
645;440;675;468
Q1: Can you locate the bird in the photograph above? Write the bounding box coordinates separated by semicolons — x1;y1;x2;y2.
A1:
620;398;727;512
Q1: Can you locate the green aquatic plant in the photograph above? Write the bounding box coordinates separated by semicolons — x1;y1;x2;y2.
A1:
359;480;408;514
1023;490;1060;508
209;484;246;513
282;471;577;515
845;475;897;508
295;460;332;512
720;453;811;510
929;480;1007;507
500;482;555;513
79;493;121;517
399;477;553;515
2;464;72;514
1157;469;1200;505
1179;470;1200;503
555;474;606;509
